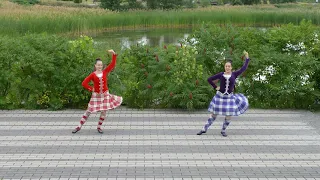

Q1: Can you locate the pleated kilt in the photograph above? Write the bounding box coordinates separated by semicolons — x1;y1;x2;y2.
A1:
87;91;122;113
208;91;249;116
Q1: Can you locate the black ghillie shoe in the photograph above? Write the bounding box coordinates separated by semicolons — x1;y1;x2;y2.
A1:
97;128;104;134
72;127;80;134
221;131;228;137
197;130;206;135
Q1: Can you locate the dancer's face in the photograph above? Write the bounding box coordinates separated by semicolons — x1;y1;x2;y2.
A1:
224;62;232;73
95;60;103;71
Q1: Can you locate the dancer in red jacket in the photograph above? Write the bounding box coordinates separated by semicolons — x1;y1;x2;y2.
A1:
72;49;122;134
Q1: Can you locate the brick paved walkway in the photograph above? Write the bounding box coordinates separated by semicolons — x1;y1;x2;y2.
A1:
0;108;319;180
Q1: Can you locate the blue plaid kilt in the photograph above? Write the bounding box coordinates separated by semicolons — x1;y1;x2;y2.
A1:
208;91;249;116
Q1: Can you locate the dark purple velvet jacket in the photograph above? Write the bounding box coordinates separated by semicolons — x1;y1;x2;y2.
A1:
208;58;250;94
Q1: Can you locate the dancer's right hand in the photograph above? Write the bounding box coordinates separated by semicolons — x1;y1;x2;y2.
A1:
107;49;116;55
216;86;220;91
243;50;249;59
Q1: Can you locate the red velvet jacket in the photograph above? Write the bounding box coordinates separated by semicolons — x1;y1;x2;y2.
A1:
82;54;117;93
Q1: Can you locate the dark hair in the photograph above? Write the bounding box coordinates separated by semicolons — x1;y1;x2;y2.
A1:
95;58;102;64
225;59;233;65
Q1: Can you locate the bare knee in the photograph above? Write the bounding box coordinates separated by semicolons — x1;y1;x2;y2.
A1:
100;111;107;118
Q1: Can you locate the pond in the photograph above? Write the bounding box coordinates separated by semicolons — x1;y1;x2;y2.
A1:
91;28;194;51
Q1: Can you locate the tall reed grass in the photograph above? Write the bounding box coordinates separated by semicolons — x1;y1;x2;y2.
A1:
0;1;320;35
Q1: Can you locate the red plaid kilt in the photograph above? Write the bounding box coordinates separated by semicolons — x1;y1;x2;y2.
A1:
87;91;122;113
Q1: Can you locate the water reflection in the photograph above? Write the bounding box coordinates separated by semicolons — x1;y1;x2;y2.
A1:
92;28;193;49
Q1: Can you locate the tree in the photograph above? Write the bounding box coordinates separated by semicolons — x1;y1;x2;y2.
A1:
100;0;121;11
183;0;195;8
199;0;211;7
144;0;183;9
146;0;159;9
128;0;137;6
241;0;260;4
159;0;183;9
127;0;144;9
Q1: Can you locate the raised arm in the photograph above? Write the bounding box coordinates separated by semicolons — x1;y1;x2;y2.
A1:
207;72;223;89
234;58;250;77
234;51;250;77
82;73;94;92
103;50;117;74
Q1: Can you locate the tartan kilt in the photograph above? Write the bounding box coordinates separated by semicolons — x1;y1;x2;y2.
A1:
87;91;122;113
208;91;249;116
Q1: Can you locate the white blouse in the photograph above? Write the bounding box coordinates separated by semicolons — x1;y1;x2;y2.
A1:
223;74;231;94
96;73;103;78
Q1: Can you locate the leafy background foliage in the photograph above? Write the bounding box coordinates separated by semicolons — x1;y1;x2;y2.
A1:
1;21;319;110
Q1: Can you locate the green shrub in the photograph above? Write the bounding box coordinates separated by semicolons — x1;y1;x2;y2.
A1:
199;0;211;7
10;0;39;5
1;21;319;110
232;0;244;5
117;43;211;109
0;34;96;110
100;0;121;11
73;0;83;3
